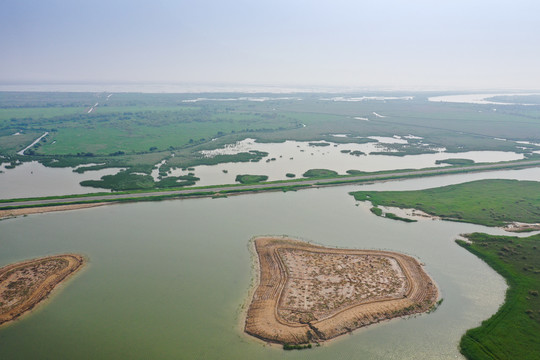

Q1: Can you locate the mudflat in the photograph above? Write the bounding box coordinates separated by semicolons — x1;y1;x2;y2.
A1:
0;254;85;326
0;203;107;219
245;237;438;345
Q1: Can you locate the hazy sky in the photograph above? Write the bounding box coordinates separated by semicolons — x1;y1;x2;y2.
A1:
1;0;540;90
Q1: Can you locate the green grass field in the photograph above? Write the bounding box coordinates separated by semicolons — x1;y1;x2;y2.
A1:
235;174;268;184
302;168;338;178
457;233;540;360
80;171;200;191
3;92;540;161
2;91;540;190
435;158;475;165
351;179;540;226
351;179;540;359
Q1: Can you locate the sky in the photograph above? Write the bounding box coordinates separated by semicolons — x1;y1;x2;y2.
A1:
1;0;540;90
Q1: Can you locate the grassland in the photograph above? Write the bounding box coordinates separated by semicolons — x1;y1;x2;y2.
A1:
3;92;540;162
79;171;200;191
435;158;475;165
456;233;540;360
302;169;338;178
2;91;540;191
351;178;540;359
351;179;540;226
235;174;268;184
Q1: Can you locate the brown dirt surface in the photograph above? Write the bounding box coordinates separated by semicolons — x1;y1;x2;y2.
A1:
0;203;107;219
244;237;439;345
0;254;85;326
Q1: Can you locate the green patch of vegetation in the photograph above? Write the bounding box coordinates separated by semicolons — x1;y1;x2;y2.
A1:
80;170;199;191
457;233;540;360
73;163;110;173
155;174;199;188
370;206;383;216
349;150;365;156
80;171;155;191
235;174;268;184
302;169;338;178
308;142;330;147
384;212;417;222
283;343;312;350
346;169;368;175
168;150;268;168
435;158;475;166
285;173;296;178
351;179;540;227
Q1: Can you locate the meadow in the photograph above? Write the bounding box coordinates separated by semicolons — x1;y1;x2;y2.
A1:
2;91;540;190
457;233;540;360
351;179;540;226
351;179;540;359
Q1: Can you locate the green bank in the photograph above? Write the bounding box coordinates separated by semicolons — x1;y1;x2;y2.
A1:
351;179;540;359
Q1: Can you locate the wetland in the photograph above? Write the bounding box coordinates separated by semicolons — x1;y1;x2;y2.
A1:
2;91;540;359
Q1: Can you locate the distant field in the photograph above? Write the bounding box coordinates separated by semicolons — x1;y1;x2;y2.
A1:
2;91;540;190
2;92;540;159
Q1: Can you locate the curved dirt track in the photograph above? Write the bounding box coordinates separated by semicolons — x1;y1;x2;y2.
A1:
244;237;438;345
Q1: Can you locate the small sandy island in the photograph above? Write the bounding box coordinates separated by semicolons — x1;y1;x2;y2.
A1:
245;237;438;345
0;254;85;326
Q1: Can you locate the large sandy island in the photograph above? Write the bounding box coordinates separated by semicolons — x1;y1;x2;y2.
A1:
245;237;438;345
0;254;85;326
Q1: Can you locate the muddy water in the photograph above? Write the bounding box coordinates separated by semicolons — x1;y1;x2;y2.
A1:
0;168;539;359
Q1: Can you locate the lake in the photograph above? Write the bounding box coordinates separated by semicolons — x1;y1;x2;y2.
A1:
1;168;540;359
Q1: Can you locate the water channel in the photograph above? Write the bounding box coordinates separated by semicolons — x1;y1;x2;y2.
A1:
1;168;539;359
1;137;524;200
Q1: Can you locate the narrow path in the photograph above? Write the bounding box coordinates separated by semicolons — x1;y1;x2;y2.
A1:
16;132;49;155
3;160;540;208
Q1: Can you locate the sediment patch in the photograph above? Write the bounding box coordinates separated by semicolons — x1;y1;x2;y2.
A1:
0;203;107;219
0;254;85;326
244;237;438;345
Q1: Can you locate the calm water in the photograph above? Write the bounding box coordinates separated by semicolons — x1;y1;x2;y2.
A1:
0;161;120;199
1;144;523;199
165;139;524;186
1;168;539;359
